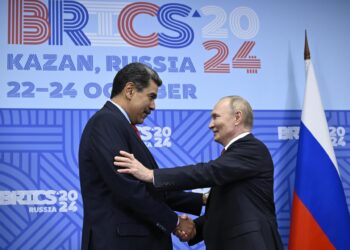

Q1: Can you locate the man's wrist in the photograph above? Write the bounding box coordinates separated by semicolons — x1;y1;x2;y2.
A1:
148;169;154;183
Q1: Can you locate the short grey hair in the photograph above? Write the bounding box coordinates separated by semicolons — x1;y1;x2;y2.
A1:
221;96;253;129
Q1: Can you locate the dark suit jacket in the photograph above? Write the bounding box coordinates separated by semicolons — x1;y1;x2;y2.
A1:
79;101;202;250
153;134;283;250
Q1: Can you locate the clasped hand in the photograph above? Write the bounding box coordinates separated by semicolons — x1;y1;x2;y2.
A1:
174;214;196;242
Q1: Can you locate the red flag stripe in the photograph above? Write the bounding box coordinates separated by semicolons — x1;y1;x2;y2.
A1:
289;193;335;250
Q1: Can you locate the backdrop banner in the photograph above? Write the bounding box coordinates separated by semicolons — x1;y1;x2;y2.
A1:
1;0;349;249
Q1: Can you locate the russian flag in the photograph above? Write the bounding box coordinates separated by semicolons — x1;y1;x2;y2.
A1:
288;35;350;250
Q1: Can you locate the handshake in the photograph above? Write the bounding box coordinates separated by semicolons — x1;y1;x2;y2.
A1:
174;214;196;242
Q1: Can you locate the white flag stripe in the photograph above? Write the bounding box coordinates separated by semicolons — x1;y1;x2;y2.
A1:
301;60;339;173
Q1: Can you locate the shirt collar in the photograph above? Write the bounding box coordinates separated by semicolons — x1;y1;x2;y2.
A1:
224;132;250;150
109;100;131;123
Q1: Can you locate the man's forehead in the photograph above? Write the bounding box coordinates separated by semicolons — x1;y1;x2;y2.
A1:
211;106;222;116
213;100;226;110
212;100;231;115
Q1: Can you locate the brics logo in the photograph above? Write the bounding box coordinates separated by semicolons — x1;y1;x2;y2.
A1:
8;0;196;48
8;0;90;45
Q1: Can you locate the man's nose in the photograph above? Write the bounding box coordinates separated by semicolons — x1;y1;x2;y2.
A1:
150;100;155;110
209;119;214;129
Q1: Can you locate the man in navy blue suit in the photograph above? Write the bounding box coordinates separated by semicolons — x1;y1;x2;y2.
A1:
79;62;203;250
115;96;283;250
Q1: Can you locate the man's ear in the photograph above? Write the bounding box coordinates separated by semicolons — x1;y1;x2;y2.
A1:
234;111;242;125
124;82;135;100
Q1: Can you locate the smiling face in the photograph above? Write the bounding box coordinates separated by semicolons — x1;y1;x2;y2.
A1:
209;99;237;146
128;80;158;124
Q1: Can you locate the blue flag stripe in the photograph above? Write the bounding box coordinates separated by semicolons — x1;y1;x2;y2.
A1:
295;122;350;250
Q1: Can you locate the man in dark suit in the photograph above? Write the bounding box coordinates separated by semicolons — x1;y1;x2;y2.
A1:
115;96;284;250
79;62;203;250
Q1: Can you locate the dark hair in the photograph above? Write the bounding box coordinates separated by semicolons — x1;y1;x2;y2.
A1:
110;63;162;98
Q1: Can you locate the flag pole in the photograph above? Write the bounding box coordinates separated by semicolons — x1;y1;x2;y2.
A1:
304;30;310;60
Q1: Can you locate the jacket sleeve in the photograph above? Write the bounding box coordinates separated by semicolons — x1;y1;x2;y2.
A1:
153;140;272;191
165;190;203;216
89;114;178;234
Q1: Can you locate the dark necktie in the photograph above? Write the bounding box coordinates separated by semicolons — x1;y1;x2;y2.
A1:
131;124;141;139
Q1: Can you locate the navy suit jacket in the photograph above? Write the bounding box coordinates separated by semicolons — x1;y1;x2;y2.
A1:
79;101;202;250
153;134;283;250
